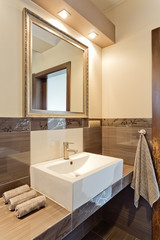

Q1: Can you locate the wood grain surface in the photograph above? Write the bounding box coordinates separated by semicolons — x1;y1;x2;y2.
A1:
102;126;152;166
0;196;71;240
152;27;160;240
83;127;102;154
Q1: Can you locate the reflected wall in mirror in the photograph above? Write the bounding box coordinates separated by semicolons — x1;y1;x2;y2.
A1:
32;61;71;111
23;8;88;118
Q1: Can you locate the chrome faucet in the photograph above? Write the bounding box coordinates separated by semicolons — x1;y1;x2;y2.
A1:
63;142;78;160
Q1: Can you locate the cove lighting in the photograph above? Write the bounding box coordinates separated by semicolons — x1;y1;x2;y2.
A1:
58;10;70;19
88;32;97;39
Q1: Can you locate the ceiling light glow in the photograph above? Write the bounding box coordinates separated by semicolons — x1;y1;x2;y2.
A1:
88;32;98;39
58;10;70;19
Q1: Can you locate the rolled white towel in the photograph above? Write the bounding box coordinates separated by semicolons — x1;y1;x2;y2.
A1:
2;185;30;204
15;195;46;218
8;190;37;211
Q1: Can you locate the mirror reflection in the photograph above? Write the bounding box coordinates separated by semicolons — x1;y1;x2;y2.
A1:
32;23;84;113
24;9;88;118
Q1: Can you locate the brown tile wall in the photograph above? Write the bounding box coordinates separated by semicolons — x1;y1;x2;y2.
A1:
102;118;152;165
63;210;103;240
101;119;152;240
83;127;102;154
102;186;152;240
0;118;30;196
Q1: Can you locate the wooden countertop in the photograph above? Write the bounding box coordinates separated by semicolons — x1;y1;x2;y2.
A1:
0;196;70;240
123;164;133;177
0;164;133;240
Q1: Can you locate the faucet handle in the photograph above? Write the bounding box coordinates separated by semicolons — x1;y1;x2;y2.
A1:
63;142;74;148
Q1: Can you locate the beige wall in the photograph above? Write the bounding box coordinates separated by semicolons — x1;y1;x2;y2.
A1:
0;0;102;118
89;44;102;118
102;0;159;118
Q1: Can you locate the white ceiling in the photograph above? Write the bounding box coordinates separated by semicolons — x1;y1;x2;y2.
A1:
90;0;125;14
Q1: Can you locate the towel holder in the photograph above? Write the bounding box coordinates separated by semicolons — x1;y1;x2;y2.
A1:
138;129;146;135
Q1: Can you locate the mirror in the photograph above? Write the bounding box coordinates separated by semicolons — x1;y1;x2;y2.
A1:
23;8;88;118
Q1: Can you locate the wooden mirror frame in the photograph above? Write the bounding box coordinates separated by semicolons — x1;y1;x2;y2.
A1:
23;8;88;118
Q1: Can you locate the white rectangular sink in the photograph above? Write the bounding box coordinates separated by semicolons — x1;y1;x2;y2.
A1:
31;152;123;211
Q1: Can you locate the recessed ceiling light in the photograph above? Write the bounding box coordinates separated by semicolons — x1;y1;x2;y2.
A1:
88;32;98;39
58;10;70;19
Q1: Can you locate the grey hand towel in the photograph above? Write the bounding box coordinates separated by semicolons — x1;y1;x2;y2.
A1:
8;190;37;211
131;133;160;207
15;195;46;218
2;184;30;204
